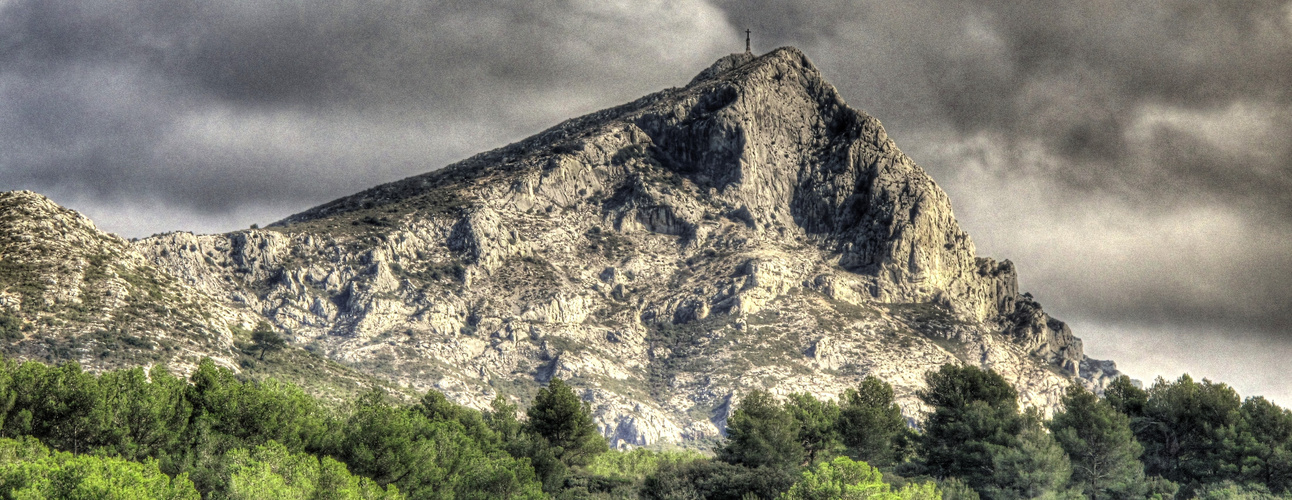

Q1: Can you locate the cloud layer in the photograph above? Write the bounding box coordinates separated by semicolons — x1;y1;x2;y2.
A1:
0;0;732;228
2;0;1289;398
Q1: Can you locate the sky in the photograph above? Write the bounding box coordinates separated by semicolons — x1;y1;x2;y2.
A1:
2;1;1290;403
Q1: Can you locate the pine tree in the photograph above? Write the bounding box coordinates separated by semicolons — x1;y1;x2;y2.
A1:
718;389;804;470
983;412;1077;500
838;376;907;466
526;378;607;468
785;392;844;465
250;322;285;360
1050;385;1145;500
920;365;1020;485
920;365;1077;499
1138;374;1242;485
1103;376;1147;419
1236;396;1292;494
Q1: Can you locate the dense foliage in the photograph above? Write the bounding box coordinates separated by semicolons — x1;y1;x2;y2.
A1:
0;354;1287;499
0;436;199;499
779;456;939;500
1049;385;1144;499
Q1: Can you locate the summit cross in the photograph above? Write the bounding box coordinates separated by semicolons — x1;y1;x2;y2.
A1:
745;29;751;53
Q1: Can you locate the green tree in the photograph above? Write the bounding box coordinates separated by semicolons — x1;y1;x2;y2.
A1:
331;390;464;497
225;440;402;500
485;394;567;493
419;390;497;446
785;392;844;465
920;365;1018;412
982;411;1076;500
779;456;941;500
718;390;804;470
0;437;199;500
179;359;329;493
526;378;608;468
1236;396;1292;494
331;390;543;499
838;376;907;466
94;365;192;464
1137;374;1243;486
186;360;326;452
919;365;1075;499
642;459;797;500
485;394;524;443
1050;385;1145;499
1103;376;1147;419
919;365;1019;486
6;361;103;454
251;322;286;360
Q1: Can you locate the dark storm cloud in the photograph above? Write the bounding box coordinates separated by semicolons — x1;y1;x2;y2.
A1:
714;0;1292;339
921;1;1292;217
0;0;731;222
720;0;1292;214
918;0;1292;335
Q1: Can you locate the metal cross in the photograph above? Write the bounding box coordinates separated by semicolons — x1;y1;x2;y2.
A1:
745;29;751;53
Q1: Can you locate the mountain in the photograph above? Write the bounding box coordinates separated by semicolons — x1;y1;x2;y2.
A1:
0;47;1119;447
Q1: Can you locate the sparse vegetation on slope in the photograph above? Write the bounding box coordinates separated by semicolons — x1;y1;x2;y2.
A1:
1;47;1122;452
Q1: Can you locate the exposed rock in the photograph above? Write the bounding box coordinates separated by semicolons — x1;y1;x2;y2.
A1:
0;48;1120;447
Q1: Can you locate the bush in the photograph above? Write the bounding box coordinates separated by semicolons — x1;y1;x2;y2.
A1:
642;460;796;500
225;440;401;500
587;448;707;481
0;437;199;499
779;456;941;500
0;312;21;341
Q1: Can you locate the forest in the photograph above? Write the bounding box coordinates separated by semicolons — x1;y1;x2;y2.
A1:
0;357;1287;499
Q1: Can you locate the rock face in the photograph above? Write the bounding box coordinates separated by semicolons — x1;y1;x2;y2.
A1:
0;191;245;372
0;47;1119;448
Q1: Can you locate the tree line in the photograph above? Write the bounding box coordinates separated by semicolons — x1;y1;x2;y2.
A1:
0;356;1287;499
654;365;1292;500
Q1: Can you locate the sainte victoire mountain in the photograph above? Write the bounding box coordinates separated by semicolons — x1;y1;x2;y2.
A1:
0;47;1120;448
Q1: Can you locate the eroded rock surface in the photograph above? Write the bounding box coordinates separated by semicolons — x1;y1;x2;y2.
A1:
0;48;1119;447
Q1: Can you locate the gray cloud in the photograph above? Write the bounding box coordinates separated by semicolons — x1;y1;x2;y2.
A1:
0;0;733;225
926;135;1292;335
720;0;1292;214
714;0;1292;338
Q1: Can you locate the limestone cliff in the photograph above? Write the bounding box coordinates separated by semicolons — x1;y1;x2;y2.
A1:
0;48;1120;448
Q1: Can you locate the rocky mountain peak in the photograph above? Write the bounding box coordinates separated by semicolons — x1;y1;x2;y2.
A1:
0;48;1121;449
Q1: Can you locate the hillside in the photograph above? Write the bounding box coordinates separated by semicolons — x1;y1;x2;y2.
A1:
0;47;1119;447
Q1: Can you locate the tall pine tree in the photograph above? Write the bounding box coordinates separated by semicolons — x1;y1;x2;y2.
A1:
1138;375;1242;486
717;389;804;470
1050;385;1145;500
920;365;1076;499
837;376;907;466
526;378;608;468
1236;396;1292;494
785;392;844;465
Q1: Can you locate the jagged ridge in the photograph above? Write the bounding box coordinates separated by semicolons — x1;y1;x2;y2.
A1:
0;48;1120;448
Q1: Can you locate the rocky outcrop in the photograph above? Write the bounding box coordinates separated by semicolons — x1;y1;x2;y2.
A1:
0;48;1120;448
0;191;255;375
